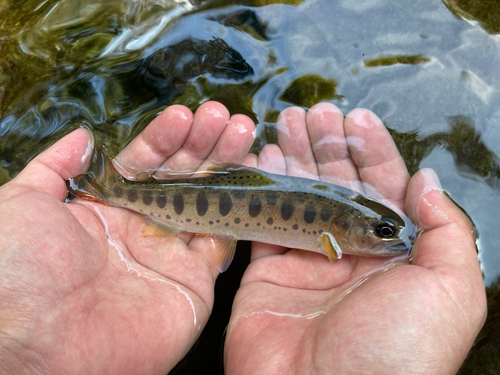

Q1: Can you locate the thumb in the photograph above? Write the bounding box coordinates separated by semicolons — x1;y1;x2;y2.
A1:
406;168;479;271
5;128;93;201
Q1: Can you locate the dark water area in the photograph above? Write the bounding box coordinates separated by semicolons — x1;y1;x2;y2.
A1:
1;0;500;372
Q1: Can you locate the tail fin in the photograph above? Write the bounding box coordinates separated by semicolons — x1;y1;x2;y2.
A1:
67;147;119;203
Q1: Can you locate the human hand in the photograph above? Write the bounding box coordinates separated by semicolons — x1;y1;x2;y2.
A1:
0;101;255;374
224;103;487;374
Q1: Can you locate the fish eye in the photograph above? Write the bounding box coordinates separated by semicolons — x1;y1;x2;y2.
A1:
375;218;398;238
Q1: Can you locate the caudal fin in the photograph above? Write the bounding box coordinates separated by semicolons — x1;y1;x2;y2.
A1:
67;147;119;203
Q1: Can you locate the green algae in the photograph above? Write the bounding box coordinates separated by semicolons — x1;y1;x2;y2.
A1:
364;54;430;67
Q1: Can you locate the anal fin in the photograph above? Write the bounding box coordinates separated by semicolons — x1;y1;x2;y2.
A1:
198;234;237;273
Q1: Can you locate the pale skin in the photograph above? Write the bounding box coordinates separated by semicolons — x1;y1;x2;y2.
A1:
0;101;486;374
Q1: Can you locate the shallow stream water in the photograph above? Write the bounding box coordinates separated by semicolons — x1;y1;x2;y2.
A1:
1;0;499;372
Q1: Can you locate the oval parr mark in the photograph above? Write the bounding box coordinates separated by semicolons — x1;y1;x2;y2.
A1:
196;192;209;216
304;204;316;224
127;188;138;203
281;200;294;221
156;191;167;208
142;190;153;205
173;192;184;215
113;186;124;198
320;206;333;222
248;196;262;217
219;192;232;216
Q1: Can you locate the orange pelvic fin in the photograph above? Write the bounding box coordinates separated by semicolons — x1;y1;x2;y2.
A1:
141;218;178;238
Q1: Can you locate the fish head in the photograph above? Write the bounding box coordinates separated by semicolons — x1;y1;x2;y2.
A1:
331;199;416;257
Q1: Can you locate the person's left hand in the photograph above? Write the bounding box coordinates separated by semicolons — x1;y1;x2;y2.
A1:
0;101;255;374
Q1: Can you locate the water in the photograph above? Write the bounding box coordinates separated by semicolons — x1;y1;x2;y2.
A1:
1;0;499;372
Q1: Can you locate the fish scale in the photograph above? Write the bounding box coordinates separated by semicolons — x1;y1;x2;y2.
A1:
68;151;416;266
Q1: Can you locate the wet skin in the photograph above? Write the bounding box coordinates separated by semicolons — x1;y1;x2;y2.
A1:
0;102;486;374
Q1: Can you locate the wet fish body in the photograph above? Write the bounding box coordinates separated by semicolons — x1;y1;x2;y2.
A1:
68;152;416;264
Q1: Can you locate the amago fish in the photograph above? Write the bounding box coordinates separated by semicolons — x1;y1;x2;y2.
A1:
67;150;416;271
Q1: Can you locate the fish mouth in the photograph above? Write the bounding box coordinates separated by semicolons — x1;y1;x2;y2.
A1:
384;242;412;253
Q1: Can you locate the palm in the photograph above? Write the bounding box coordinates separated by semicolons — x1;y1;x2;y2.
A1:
225;104;486;374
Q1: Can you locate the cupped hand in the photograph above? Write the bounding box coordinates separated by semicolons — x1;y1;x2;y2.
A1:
224;103;487;374
0;102;255;374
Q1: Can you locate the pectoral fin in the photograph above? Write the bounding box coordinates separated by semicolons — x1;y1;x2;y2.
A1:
319;232;343;262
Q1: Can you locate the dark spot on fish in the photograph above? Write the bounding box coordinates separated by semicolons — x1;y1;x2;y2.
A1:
274;226;277;230
166;215;171;219
113;186;124;198
196;192;208;216
266;193;277;206
318;229;323;234
156;191;166;208
249;196;262;217
304;204;316;223
216;219;220;223
234;218;241;224
292;224;299;230
320;206;333;222
281;200;293;221
209;221;214;225
257;223;261;226
186;218;192;223
225;222;230;226
283;228;287;231
232;190;246;199
302;229;306;233
266;217;274;225
219;192;232;216
127;188;138;203
142;191;153;205
196;222;199;225
245;223;249;227
313;231;317;235
173;192;184;215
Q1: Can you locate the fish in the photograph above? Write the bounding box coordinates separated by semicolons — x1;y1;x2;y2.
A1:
67;150;416;271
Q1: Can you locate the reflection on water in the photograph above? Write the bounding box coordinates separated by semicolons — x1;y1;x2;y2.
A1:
1;0;500;373
390;115;500;189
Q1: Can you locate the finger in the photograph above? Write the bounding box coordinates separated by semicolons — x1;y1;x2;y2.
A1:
251;144;288;261
113;105;193;179
306;103;363;191
277;107;319;179
344;108;410;210
406;169;479;271
198;114;256;170
6;128;93;201
155;101;230;177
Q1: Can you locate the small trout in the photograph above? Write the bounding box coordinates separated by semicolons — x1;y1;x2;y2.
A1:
67;150;416;270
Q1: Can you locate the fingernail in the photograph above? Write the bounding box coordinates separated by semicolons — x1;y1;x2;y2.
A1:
346;109;380;129
420;168;443;193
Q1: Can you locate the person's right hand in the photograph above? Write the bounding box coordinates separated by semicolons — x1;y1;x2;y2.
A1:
225;103;487;374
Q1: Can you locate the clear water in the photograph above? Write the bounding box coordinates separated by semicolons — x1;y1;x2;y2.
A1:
1;0;499;372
